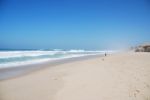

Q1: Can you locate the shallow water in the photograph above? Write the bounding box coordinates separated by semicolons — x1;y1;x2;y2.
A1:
0;50;114;68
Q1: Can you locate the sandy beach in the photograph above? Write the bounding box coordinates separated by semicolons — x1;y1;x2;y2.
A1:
0;52;150;100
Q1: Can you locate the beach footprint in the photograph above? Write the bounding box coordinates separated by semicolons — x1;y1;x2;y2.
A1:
129;86;140;98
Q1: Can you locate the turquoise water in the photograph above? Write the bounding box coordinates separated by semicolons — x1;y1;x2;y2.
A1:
0;50;112;68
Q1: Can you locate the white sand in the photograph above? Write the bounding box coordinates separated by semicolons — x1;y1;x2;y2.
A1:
0;52;150;100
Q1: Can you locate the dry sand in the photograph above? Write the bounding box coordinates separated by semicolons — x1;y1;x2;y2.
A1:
0;52;150;100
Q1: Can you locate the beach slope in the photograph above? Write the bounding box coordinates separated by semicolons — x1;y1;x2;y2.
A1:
0;52;150;100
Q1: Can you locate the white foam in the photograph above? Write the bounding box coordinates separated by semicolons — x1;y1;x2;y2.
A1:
0;58;51;68
0;50;116;58
0;51;64;58
0;53;97;68
0;50;117;68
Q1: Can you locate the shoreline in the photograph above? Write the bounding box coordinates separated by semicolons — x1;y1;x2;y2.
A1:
0;54;104;81
0;52;149;100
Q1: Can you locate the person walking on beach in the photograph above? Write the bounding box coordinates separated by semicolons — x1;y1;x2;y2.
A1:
105;52;107;56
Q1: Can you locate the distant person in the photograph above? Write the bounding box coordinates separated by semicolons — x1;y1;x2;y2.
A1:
105;52;107;56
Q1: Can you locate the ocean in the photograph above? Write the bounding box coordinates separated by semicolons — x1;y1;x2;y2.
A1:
0;49;114;68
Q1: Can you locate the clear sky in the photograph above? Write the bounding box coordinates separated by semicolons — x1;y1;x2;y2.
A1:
0;0;150;50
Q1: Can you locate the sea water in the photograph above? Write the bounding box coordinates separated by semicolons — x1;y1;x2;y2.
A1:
0;49;114;68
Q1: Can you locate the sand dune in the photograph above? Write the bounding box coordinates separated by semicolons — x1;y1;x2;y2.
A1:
0;52;150;100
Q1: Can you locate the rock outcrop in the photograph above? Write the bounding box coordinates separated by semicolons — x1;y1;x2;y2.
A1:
135;44;150;52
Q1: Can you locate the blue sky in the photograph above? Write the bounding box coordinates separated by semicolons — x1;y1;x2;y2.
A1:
0;0;150;50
